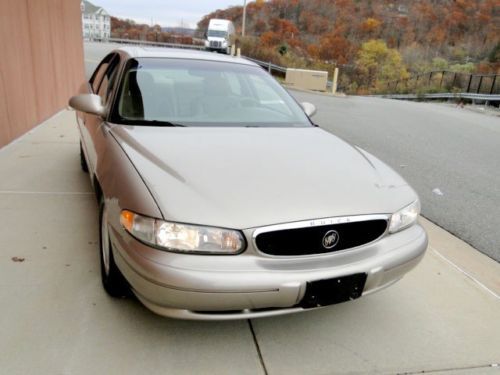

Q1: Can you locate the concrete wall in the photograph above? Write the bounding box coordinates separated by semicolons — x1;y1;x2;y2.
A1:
0;0;85;148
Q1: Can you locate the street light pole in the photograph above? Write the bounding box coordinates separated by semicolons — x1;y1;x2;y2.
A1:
242;0;247;37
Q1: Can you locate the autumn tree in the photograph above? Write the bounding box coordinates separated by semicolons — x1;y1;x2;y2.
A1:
260;18;299;48
298;11;329;35
260;31;281;47
318;32;352;64
355;40;409;89
254;19;267;35
270;18;299;39
360;18;382;36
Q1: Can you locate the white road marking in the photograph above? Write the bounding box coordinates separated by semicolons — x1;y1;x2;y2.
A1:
430;246;500;300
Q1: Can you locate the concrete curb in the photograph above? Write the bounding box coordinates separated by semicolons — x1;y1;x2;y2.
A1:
420;216;500;298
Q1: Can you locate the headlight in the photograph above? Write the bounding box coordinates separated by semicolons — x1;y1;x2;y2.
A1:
120;210;245;254
389;200;420;233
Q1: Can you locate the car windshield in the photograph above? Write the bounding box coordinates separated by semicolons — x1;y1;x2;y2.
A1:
207;30;227;38
112;58;311;127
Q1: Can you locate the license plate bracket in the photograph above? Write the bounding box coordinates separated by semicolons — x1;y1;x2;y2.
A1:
300;273;367;309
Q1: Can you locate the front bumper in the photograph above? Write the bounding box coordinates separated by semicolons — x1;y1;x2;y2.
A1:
206;47;228;53
111;223;427;320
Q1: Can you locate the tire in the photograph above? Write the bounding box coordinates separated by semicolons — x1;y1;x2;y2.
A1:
80;141;89;173
99;198;130;298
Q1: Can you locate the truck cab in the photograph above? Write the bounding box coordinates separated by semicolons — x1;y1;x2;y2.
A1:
205;19;235;54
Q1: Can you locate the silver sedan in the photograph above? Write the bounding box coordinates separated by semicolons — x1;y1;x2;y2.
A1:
69;47;427;320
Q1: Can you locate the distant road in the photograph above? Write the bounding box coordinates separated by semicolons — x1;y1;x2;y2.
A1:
83;42;500;262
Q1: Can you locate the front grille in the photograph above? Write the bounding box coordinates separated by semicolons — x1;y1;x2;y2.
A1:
255;219;388;256
210;41;221;48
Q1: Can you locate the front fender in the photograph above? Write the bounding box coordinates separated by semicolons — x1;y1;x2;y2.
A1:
95;124;162;242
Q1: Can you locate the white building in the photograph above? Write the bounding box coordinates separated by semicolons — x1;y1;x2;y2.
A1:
81;0;111;41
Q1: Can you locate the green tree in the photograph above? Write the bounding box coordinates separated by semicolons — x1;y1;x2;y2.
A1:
449;62;476;73
355;40;409;90
431;57;449;71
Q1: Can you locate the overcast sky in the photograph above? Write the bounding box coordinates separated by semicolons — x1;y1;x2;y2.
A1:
93;0;244;28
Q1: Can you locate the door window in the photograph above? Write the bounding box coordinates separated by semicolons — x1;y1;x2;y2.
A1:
90;53;116;93
97;55;120;105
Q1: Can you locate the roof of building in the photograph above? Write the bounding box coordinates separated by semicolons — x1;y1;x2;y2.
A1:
117;46;258;66
81;0;107;16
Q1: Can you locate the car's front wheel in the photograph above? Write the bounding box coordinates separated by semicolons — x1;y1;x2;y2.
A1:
99;198;130;297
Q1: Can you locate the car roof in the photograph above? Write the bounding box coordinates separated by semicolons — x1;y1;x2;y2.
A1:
116;46;258;67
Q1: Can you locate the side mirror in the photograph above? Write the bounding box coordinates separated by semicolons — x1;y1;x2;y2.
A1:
301;102;317;118
69;94;106;117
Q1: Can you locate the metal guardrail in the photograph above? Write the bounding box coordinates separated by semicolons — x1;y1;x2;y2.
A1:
243;57;287;75
375;92;500;102
102;37;206;50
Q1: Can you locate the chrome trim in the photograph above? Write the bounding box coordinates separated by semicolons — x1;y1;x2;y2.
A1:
252;214;391;256
253;214;390;237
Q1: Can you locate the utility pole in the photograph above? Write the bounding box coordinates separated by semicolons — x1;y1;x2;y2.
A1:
242;0;247;37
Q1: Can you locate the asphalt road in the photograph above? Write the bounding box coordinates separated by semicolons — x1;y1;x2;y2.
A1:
83;42;500;262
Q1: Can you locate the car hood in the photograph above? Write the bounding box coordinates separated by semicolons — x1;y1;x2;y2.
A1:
110;126;417;229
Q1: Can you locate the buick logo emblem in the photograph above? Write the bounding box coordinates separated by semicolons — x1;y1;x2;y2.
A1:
322;230;339;249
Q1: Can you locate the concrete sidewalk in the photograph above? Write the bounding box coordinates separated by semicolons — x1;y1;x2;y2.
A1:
0;110;499;375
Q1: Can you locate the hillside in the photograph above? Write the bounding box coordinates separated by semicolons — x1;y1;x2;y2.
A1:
111;17;198;45
197;0;499;92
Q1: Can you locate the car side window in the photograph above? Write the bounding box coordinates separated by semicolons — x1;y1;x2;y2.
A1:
89;53;115;93
97;55;120;105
